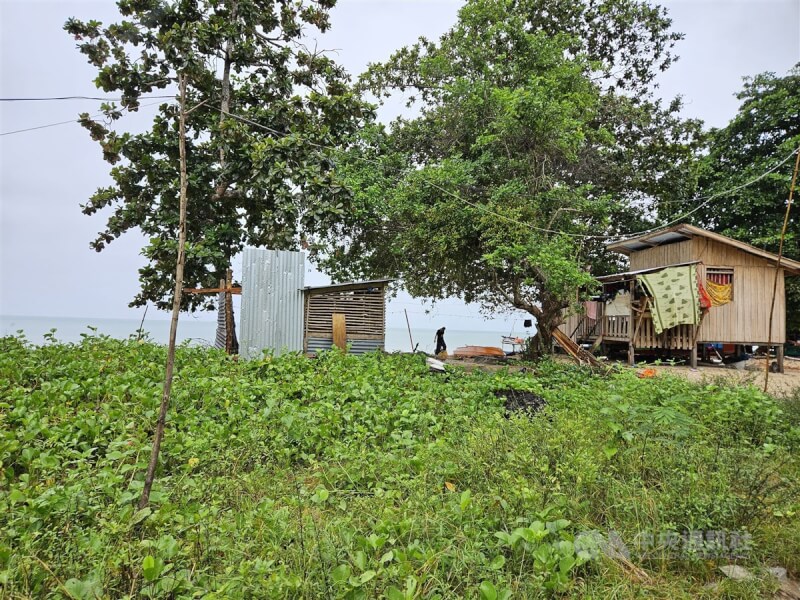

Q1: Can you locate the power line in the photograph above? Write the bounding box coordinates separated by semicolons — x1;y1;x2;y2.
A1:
0;117;88;137
4;95;797;244
0;100;166;137
211;104;800;243
0;95;174;102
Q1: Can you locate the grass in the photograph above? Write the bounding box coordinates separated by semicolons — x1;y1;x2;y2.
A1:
1;333;798;598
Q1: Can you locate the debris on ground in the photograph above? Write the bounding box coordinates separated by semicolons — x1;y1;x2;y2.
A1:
427;356;447;372
718;565;754;581
717;564;800;599
494;389;547;415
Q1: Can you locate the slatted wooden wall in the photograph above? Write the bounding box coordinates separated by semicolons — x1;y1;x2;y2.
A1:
304;288;386;346
696;266;785;344
630;240;693;271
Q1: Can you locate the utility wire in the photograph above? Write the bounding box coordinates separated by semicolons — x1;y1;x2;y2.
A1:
0;100;166;137
0;95;174;102
4;95;797;244
0;117;90;137
210;103;800;243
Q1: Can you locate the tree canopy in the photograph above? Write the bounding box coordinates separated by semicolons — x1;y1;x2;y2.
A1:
317;0;701;350
66;0;371;311
666;64;800;327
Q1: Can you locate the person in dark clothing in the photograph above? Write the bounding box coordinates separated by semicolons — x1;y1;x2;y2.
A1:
434;327;447;355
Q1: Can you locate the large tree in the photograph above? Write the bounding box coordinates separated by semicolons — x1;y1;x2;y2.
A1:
316;0;701;352
663;64;800;327
66;0;370;312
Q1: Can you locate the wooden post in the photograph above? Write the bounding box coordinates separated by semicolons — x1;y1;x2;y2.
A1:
776;344;785;374
332;313;347;350
404;309;415;352
139;74;189;510
224;268;235;354
765;148;800;392
627;279;636;366
689;312;705;369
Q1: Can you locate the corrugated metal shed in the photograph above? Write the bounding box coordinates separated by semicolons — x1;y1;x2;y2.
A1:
240;248;305;359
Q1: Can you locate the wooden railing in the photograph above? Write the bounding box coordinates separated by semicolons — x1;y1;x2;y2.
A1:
604;316;630;341
573;317;601;341
572;301;630;342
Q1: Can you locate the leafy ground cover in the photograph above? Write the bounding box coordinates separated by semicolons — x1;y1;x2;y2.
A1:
1;334;799;598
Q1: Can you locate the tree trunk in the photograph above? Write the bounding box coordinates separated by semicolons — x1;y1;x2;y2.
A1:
224;268;238;354
139;74;190;510
527;295;565;357
216;0;238;353
493;275;567;359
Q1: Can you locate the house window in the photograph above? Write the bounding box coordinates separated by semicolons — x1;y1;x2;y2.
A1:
706;267;734;301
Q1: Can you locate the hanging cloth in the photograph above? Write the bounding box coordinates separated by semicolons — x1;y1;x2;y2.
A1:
214;291;239;353
697;273;713;310
705;279;732;306
584;300;599;320
639;265;701;335
605;290;631;317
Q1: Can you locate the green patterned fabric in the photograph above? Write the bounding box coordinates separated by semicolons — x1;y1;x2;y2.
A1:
638;265;700;335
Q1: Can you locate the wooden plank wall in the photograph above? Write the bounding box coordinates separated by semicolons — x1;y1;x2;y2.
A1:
691;237;773;267
697;266;785;344
690;239;785;343
630;238;785;345
306;289;386;341
630;240;693;271
563;237;788;348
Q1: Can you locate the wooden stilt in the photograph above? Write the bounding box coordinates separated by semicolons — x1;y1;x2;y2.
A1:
689;311;706;370
224;268;236;354
628;279;636;366
776;344;785;374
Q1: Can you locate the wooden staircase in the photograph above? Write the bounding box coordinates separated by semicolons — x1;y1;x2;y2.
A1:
552;327;604;369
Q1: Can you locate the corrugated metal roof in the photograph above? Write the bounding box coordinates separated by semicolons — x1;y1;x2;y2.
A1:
596;261;700;282
303;279;394;295
607;224;800;274
240;248;305;359
307;337;384;355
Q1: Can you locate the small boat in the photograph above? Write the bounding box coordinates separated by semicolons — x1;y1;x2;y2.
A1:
501;335;526;355
452;345;506;358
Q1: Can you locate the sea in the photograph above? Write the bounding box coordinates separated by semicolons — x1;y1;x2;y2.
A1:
0;315;522;354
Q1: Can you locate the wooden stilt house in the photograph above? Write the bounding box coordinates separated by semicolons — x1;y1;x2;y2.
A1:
303;279;393;354
562;224;800;371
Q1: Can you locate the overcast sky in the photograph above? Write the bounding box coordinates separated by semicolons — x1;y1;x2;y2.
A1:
1;0;798;332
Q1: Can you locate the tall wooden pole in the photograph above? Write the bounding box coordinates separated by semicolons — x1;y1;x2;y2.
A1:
139;74;190;510
224;268;236;354
217;0;238;349
764;148;800;391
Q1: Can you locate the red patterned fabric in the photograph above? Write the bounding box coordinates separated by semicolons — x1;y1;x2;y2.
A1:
697;272;713;310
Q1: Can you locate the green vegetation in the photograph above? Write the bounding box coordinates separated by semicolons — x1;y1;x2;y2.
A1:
2;334;799;598
671;63;800;328
65;0;370;311
321;0;702;352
